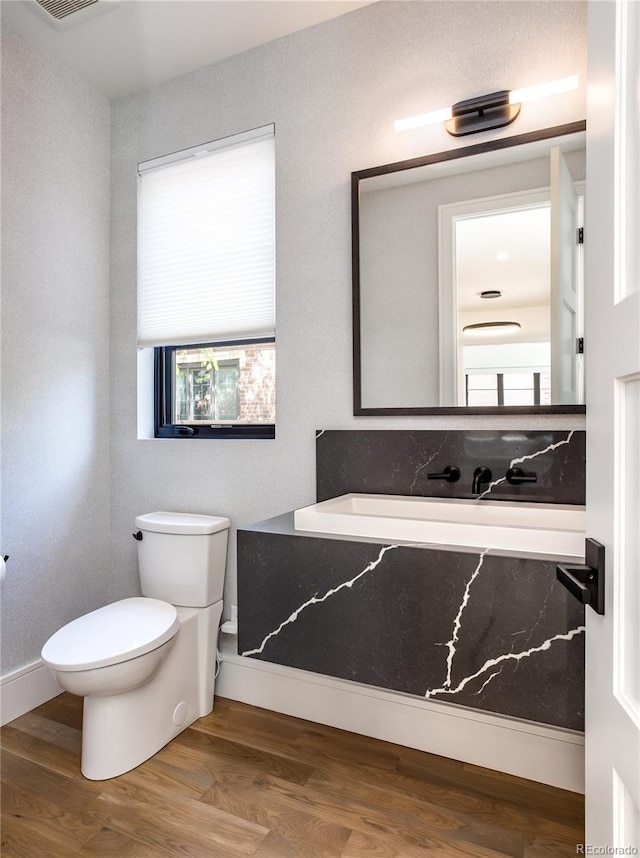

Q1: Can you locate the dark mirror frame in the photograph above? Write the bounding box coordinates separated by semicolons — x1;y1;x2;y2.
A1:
352;120;587;416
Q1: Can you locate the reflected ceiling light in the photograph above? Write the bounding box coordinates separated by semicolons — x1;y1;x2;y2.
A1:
480;290;502;299
463;321;521;336
394;75;579;136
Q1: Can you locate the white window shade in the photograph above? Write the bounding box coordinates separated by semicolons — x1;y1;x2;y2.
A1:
137;127;275;348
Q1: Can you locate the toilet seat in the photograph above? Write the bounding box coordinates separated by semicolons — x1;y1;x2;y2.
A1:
41;597;179;672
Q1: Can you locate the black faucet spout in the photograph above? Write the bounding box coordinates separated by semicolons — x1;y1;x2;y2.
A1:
472;466;492;495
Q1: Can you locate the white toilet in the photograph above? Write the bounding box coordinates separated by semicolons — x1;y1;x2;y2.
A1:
41;511;229;780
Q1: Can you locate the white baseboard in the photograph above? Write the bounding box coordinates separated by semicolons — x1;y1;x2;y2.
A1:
217;653;585;794
1;660;62;726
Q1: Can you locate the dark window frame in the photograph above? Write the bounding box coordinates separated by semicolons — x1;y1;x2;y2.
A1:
154;337;275;439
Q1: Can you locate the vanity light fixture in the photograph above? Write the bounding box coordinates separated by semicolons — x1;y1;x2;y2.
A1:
394;75;579;136
463;321;522;336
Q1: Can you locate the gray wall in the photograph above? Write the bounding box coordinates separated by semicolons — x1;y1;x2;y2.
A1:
110;1;587;616
0;27;111;673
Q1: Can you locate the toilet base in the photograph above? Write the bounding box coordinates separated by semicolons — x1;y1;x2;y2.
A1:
80;601;222;780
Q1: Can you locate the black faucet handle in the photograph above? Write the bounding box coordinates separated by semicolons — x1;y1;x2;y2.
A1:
506;467;537;485
427;466;460;483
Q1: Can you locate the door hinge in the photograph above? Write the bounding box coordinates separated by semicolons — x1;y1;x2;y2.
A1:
577;337;584;354
577;227;584;244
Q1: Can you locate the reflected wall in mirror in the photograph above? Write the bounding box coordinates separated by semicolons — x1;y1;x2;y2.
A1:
352;121;586;415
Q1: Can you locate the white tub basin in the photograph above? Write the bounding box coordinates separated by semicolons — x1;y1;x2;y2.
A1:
293;493;585;556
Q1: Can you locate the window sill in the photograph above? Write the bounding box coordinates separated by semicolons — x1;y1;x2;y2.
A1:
155;425;275;440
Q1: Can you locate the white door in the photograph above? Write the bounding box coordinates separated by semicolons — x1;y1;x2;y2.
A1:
585;0;640;848
550;146;581;404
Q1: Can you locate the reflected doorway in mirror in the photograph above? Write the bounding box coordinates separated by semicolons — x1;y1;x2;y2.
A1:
439;166;585;407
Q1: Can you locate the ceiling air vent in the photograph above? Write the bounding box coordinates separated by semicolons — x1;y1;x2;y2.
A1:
35;0;98;21
30;0;116;31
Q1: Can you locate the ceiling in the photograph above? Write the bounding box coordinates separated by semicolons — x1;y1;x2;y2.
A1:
457;206;551;313
1;0;376;100
457;205;552;345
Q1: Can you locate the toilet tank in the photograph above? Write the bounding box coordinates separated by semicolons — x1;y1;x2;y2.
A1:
135;512;230;607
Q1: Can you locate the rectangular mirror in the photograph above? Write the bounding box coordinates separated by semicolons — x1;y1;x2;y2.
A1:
352;121;586;415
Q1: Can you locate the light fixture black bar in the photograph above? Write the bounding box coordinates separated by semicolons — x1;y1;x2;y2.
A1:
445;90;521;137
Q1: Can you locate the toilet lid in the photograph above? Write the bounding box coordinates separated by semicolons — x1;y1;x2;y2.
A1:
41;598;179;672
135;511;230;535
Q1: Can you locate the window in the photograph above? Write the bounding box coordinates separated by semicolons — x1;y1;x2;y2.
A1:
175;354;240;422
137;125;275;438
156;340;275;437
465;370;551;407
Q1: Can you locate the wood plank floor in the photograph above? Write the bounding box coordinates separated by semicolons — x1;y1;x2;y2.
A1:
1;693;584;857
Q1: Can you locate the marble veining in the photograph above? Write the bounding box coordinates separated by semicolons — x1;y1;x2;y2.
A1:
316;429;585;505
241;543;399;657
426;542;585;704
426;625;586;701
443;548;489;688
409;437;447;495
477;430;576;499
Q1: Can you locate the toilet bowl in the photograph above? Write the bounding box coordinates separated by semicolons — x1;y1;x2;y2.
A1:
41;511;229;780
42;597;180;697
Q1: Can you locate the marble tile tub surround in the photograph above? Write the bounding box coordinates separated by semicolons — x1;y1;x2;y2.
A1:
315;429;586;505
238;517;585;731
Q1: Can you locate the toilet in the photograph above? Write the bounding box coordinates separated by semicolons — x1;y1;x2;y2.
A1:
41;511;229;780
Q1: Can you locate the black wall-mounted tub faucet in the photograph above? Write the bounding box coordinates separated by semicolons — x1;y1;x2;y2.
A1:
472;466;492;495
